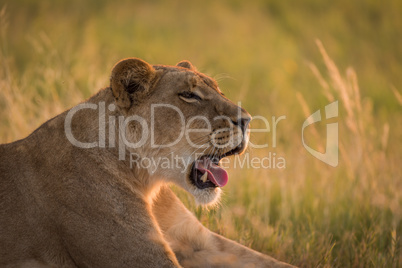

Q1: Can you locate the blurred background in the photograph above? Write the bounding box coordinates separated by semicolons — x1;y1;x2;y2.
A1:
0;0;401;266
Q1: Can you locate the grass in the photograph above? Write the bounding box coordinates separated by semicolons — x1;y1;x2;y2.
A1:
0;1;401;267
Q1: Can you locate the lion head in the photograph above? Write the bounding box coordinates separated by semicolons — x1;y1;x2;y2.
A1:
110;58;251;205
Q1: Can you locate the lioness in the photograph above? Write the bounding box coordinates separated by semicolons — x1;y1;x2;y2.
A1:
0;58;293;267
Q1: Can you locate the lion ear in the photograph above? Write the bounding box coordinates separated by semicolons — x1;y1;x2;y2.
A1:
176;60;197;71
110;58;156;110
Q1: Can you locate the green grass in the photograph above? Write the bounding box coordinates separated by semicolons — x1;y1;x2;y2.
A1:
1;1;401;267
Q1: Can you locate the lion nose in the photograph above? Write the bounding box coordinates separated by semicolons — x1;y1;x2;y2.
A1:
232;115;251;134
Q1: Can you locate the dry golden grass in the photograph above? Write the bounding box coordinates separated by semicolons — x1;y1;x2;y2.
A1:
1;2;401;267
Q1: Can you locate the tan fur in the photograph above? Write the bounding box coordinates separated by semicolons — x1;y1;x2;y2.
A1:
0;58;294;267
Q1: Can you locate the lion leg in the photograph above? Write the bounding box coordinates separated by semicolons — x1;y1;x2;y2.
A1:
152;186;294;268
57;191;181;268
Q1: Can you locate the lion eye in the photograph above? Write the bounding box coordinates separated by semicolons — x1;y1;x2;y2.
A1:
178;91;202;103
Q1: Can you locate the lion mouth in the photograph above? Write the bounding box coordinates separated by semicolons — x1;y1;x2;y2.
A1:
189;143;245;189
190;156;227;189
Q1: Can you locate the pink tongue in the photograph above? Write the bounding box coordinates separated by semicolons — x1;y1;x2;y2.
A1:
195;159;228;187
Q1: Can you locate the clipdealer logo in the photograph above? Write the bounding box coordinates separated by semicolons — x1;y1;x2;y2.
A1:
302;101;339;167
63;100;339;169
